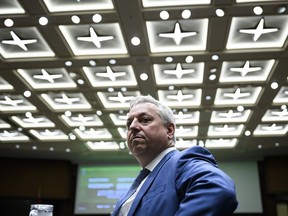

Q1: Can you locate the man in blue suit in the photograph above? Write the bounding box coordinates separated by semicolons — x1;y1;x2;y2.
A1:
112;95;238;216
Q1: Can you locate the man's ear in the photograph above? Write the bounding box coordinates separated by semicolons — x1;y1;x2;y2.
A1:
167;122;175;140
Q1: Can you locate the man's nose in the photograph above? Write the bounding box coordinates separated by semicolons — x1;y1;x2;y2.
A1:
129;118;141;130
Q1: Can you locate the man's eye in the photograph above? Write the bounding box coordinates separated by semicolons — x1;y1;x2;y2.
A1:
142;118;150;123
126;121;131;128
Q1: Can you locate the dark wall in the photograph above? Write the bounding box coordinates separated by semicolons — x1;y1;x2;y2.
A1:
0;158;73;199
259;156;288;216
0;158;76;216
264;156;288;194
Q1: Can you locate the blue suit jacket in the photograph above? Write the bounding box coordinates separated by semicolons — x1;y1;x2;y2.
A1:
112;146;238;216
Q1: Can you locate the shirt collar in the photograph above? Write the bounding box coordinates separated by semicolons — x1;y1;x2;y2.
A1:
145;147;177;172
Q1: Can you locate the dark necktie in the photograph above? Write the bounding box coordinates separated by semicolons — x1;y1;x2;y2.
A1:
111;168;150;216
124;168;150;200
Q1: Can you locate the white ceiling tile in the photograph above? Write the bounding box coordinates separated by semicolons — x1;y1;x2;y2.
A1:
10;114;55;128
153;62;204;85
0;130;30;141
43;0;114;12
205;138;238;148
0;0;25;14
16;68;77;90
74;128;112;140
158;89;202;108
219;60;275;83
0;95;37;112
253;123;288;136
29;129;69;141
146;20;208;53
214;87;262;106
40;92;92;111
60;113;103;127
227;16;288;49
59;24;127;56
0;28;55;58
83;65;137;87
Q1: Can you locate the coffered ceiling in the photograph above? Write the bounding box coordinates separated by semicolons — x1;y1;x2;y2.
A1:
0;0;288;163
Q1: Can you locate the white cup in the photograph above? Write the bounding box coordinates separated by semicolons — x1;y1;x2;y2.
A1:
29;204;53;216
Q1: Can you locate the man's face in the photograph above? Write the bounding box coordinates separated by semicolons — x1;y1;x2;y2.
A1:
126;103;174;161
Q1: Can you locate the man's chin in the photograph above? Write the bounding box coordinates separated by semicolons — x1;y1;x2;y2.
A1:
131;144;146;155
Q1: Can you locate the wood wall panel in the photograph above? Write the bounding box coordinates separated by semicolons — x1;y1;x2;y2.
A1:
0;158;72;199
265;156;288;194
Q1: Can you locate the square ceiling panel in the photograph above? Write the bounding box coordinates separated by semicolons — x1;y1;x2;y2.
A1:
214;87;262;106
0;130;30;142
29;129;69;141
83;65;137;88
146;20;208;53
226;16;288;50
0;94;37;112
97;91;140;110
85;141;120;151
273;86;288;105
117;127;127;139
0;120;11;129
74;128;112;140
210;109;252;123
253;123;288;136
176;125;198;138
175;139;197;150
153;62;204;86
205;138;238;148
236;0;282;3
158;89;202;108
0;0;25;14
59;24;127;56
142;0;210;7
219;60;275;84
16;68;77;90
0;28;55;58
174;110;200;125
207;124;245;137
40;92;92;111
43;0;114;12
60;113;103;128
0;76;14;91
10;114;55;128
262;108;288;122
109;112;128;126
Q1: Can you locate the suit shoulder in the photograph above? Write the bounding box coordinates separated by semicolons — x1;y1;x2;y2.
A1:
178;145;218;166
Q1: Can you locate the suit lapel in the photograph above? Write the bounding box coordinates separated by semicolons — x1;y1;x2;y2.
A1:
127;150;178;216
112;193;127;216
